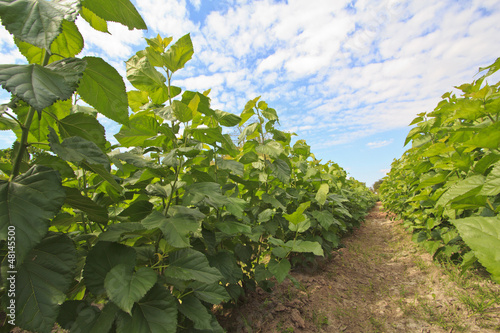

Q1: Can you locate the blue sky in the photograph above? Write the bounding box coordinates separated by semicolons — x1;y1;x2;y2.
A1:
1;0;500;187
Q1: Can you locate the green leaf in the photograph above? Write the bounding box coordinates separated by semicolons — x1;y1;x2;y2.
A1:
172;100;192;122
98;222;145;242
33;154;75;179
81;0;146;30
216;157;244;176
0;0;80;49
0;166;65;264
119;200;153;222
77;57;129;125
164;249;223;284
141;210;199;248
436;175;485;208
207;251;243;284
287;240;324;256
214;110;241;127
288;218;311;233
83;241;136;296
191;127;225;144
0;58;86;110
256;141;283;158
0;115;18;130
104;265;157;314
16;233;77;333
66;302;119;333
215;220;251;235
126;52;167;104
114;112;160;147
162;33;194;73
82;162;124;193
190;281;231;304
80;6;109;33
268;258;290;283
283;201;310;225
481;161;500;196
116;284;177;333
452;217;500;283
15;20;84;64
315;183;329;205
58;112;106;149
64;186;108;223
269;158;291;183
48;127;110;170
178;295;214;330
128;90;149;112
312;210;335;229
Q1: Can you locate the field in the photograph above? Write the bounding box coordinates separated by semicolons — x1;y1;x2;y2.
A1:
0;1;499;332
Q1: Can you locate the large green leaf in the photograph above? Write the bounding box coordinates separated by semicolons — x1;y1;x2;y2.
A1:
283;201;310;225
80;6;109;33
16;233;77;333
58;112;106;149
189;281;231;304
81;0;146;30
207;251;243;284
216;157;244;176
163;249;223;284
60;301;119;333
119;200;153;222
114;112;160;147
452;217;500;283
481;161;500;196
178;295;214;330
85;302;119;333
312;210;336;230
64;186;108;223
141;210;199;248
0;166;65;264
15;20;84;64
83;241;136;296
269;158;291;183
287;240;324;256
315;183;329;205
0;58;86;110
104;265;157;314
77;57;129;125
256;141;283;158
126;53;166;101
214;110;241;127
162;34;194;73
172;100;192;122
116;284;177;333
0;0;80;49
436;175;485;208
48;127;110;170
268;258;290;283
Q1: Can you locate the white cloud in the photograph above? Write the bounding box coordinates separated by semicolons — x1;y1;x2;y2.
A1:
367;139;394;149
136;0;198;37
76;19;144;60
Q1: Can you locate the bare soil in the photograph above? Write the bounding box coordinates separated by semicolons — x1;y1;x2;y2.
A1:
217;202;500;333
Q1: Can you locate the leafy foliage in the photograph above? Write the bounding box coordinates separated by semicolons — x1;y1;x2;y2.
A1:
0;2;376;332
380;59;500;283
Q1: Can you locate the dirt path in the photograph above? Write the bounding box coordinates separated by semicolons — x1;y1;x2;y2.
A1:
218;203;500;332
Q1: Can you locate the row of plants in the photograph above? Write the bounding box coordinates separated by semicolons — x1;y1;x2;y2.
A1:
379;58;500;283
0;1;376;332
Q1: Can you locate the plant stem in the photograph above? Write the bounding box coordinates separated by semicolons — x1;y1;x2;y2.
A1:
10;50;51;180
10;106;36;180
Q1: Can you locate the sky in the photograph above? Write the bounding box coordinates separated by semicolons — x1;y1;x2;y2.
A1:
1;0;500;187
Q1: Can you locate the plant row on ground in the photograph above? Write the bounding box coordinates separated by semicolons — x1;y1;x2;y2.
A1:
379;57;500;283
0;1;376;332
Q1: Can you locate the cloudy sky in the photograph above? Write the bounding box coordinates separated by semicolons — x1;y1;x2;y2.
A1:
1;0;499;187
